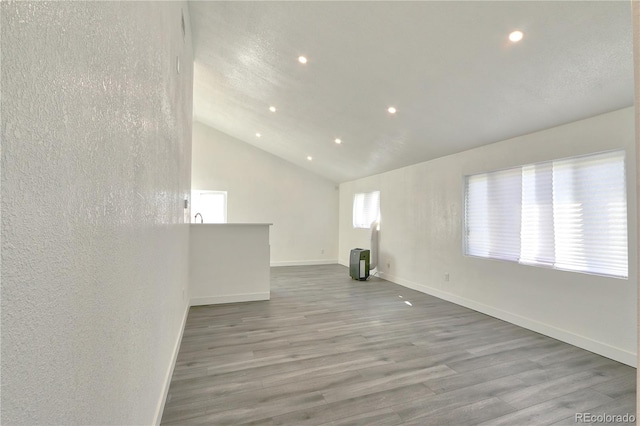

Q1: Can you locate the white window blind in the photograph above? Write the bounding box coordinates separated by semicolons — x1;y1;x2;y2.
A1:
520;162;555;267
465;150;627;278
353;191;380;228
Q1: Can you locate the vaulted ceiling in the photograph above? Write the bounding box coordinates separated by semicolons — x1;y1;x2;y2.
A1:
189;1;634;183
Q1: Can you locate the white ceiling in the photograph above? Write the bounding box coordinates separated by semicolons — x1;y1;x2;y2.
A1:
189;1;634;183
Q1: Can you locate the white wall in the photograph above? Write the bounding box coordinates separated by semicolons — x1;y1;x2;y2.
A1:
192;121;339;265
1;2;193;425
632;0;640;399
340;107;637;366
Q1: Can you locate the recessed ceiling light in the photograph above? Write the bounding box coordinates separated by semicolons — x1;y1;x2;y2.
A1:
307;156;313;161
256;132;261;138
335;138;342;144
388;107;397;114
298;56;307;64
269;106;277;112
509;30;524;43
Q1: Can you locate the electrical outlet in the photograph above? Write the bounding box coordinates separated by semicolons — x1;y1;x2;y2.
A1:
321;248;325;254
444;273;450;282
387;261;391;269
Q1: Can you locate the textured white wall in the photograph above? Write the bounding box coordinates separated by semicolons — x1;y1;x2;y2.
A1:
340;107;637;366
1;2;193;425
192;122;339;265
633;0;639;410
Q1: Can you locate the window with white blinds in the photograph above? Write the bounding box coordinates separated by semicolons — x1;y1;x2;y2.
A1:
353;191;380;228
464;150;628;278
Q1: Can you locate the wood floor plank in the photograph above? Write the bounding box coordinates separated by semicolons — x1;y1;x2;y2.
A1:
322;364;455;403
402;397;515;426
165;391;327;425
424;358;539;394
550;393;637;425
480;388;614;426
393;375;528;423
500;364;634;410
270;383;435;426
444;340;563;374
161;265;637;425
323;407;403;426
591;373;638;399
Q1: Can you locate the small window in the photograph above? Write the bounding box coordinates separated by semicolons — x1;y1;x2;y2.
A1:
464;150;628;278
191;190;227;223
353;191;380;229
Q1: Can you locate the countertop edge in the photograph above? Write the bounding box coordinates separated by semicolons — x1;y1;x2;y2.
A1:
189;223;273;226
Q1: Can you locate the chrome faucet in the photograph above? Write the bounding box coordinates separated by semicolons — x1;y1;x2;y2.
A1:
194;213;203;224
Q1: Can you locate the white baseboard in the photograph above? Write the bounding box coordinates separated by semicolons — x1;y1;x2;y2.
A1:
379;272;637;367
190;292;270;306
153;300;190;425
271;259;338;267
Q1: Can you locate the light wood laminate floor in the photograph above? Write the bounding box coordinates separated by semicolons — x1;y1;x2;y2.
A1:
161;265;636;425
